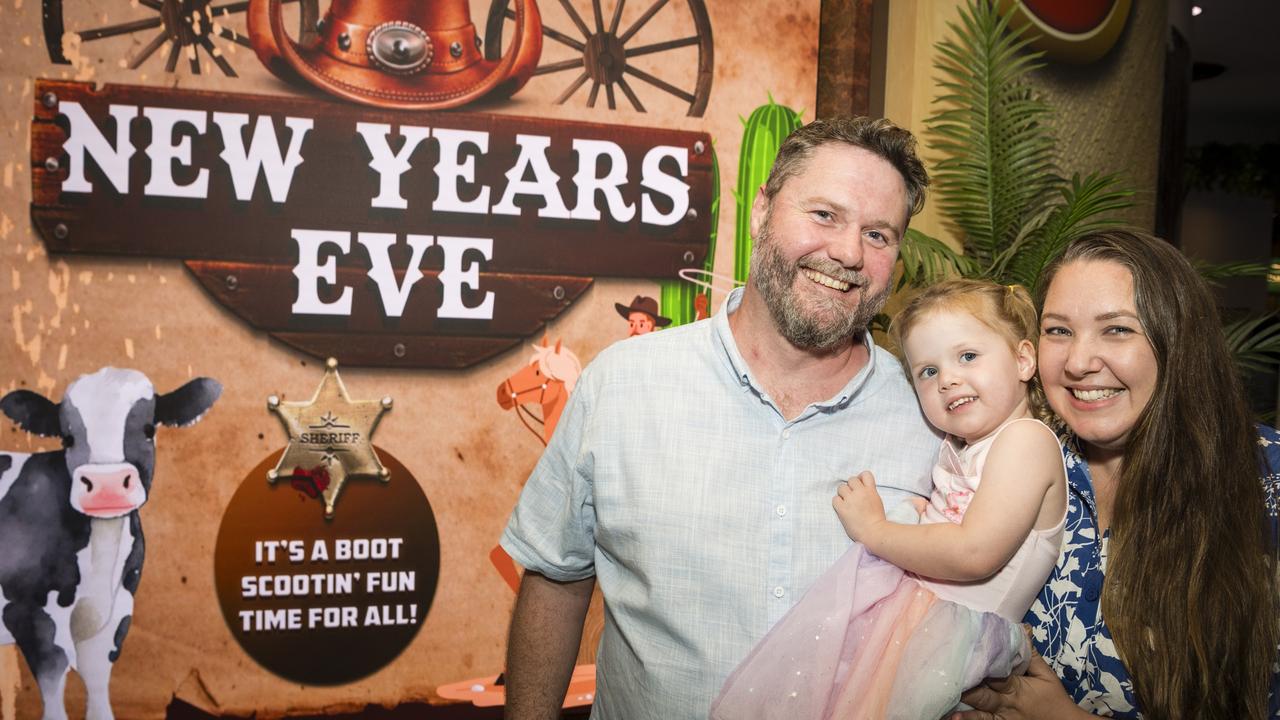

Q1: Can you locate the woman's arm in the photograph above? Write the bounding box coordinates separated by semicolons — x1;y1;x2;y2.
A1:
951;654;1096;720
833;420;1064;581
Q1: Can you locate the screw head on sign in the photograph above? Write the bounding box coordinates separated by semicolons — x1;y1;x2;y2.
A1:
393;343;407;358
693;140;705;155
42;92;58;109
683;251;695;263
553;285;566;301
685;208;698;221
44;157;60;172
53;223;69;240
225;275;239;291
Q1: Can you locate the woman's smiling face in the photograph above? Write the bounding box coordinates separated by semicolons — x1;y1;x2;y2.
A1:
1038;259;1158;452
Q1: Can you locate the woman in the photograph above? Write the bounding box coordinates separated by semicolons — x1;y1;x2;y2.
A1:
955;230;1280;719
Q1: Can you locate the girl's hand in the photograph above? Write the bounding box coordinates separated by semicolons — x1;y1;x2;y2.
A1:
833;471;886;542
951;653;1089;720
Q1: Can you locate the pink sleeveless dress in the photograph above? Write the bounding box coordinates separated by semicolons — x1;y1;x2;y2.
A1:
711;419;1066;720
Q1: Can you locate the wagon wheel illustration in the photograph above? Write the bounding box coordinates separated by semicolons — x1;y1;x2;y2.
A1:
484;0;713;117
41;0;318;77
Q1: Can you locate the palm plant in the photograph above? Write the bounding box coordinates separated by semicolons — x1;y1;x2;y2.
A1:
895;0;1280;378
896;0;1133;294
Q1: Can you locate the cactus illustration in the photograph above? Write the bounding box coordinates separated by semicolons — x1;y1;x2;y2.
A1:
733;97;803;284
660;141;720;326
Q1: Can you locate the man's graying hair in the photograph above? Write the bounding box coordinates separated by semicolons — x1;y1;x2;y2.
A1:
762;116;930;221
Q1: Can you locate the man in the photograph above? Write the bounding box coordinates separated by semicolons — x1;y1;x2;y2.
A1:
614;295;672;337
501;117;941;719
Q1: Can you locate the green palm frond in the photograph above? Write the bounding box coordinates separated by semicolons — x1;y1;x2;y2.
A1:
1224;313;1280;375
1000;173;1135;290
927;0;1059;267
898;229;980;290
1193;259;1272;285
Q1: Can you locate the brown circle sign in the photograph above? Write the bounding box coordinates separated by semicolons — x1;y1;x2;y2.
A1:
214;448;439;685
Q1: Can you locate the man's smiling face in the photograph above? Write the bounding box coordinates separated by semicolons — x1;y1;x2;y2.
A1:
748;143;908;351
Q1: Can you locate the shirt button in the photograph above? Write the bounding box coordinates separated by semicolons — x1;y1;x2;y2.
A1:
781;429;791;439
773;586;785;598
775;504;787;517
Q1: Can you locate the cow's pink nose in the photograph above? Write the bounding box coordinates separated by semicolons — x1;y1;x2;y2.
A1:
75;465;145;517
79;466;133;492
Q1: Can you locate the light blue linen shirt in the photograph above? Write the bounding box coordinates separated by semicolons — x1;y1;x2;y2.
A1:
501;288;941;719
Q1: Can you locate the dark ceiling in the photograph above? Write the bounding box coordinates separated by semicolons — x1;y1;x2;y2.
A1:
1186;0;1280;144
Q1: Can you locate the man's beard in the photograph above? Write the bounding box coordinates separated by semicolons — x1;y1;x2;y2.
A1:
750;219;889;352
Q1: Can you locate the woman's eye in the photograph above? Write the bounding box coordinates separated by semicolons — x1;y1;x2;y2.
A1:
960;351;978;362
1105;326;1135;336
1042;326;1070;337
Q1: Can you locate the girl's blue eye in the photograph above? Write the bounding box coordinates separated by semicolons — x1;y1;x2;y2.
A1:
919;367;937;379
960;351;977;362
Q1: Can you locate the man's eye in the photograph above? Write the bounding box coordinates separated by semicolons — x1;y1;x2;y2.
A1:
812;210;833;221
866;231;888;247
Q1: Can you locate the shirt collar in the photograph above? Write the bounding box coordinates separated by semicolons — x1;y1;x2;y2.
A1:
1063;445;1101;521
712;286;881;411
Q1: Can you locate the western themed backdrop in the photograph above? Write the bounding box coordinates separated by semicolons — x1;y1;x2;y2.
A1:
0;0;828;717
0;0;1165;717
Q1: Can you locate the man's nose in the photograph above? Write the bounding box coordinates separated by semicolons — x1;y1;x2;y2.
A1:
827;229;865;269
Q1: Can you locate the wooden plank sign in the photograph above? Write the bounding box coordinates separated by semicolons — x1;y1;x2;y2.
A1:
30;80;714;368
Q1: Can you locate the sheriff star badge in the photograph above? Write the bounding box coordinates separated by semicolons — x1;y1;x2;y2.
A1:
267;358;392;518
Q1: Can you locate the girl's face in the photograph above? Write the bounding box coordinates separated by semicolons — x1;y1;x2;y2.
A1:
1037;259;1158;453
903;308;1036;444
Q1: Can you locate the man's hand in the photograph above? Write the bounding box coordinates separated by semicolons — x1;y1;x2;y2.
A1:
951;653;1089;720
832;471;886;543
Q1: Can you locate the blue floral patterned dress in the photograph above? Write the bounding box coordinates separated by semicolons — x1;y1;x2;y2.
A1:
1024;425;1280;717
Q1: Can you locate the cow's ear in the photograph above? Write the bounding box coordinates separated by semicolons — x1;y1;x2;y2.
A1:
0;390;62;437
155;378;222;427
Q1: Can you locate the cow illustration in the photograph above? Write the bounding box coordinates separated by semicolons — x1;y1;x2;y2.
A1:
0;368;220;720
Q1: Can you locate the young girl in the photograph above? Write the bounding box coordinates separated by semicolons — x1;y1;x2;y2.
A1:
712;279;1068;720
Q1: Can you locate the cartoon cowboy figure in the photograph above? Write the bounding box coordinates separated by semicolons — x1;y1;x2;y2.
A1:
615;295;673;337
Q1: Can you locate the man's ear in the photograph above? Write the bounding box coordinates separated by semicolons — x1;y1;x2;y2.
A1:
749;186;769;240
1015;339;1037;382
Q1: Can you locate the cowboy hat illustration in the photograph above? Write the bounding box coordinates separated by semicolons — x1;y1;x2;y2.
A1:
247;0;543;110
615;295;672;335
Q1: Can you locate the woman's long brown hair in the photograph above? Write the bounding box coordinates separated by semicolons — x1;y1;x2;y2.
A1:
1037;230;1278;719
